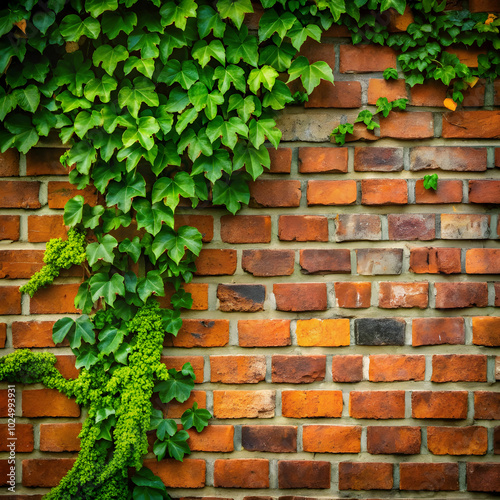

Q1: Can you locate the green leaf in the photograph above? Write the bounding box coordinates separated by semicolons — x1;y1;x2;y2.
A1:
74;110;102;139
287;56;334;94
132;467;167;494
159;28;187;62
114;342;132;364
192;39;225;67
181;402;211;432
101;10;137;38
75;346;99;370
60;14;101;41
106;171;147;213
98;325;125;355
233;141;270;180
69;315;96;349
316;0;346;22
152;143;181;176
154;371;195;403
175;107;198;134
158;60;199;90
86;234;118;267
118;77;159;118
423;173;439;190
14;85;40;113
160;0;197;30
259;40;295;72
197;5;226;38
127;29;160;59
383;67;398;80
52;317;75;345
63;195;84;226
123;57;155;79
89;273;125;307
119;237;142;263
155;418;177;440
225;25;258;66
85;0;118;17
92;159;122;192
123;116;160;151
93;44;129;76
213;64;246;93
228;95;255;122
434;65;456;85
212;175;250;214
134;196;176;236
61;141;97;175
32;109;58;137
380;0;406;14
56;91;92;113
248;118;281;149
206;116;248;149
0;90;16;121
258;9;296;42
75;281;94;314
95;407;115;423
84;75;118;103
54;52;94;97
152;225;203;263
178;129;213;162
152;172;195;212
164;430;191;461
248;65;279;94
262;80;294;110
3;114;38;154
192;149;231;183
217;0;253;30
82;205;105;229
287;22;322;50
137;270;165;302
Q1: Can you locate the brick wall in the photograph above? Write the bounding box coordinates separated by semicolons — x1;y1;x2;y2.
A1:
1;7;500;499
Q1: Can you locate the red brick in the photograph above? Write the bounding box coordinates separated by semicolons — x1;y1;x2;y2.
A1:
356;248;403;275
0;181;40;208
415;179;463;204
221;215;271;243
400;463;459;491
54;355;79;379
213;391;275;419
278;460;330;489
332;355;363;382
427;426;487;455
350;391;405;419
334;282;371;308
299;249;350;274
22;388;80;417
249;180;301;207
388;214;436;240
194;249;236;276
47;181;97;208
442;110;500;139
323;24;351;36
495;426;500;454
0;250;44;279
467;463;500;492
274;283;327;311
432;354;487;382
269;148;292;173
0;287;21;315
0;149;19;176
278;215;328;242
472;316;500;346
412;391;468;419
410;146;487;171
27;215;66;242
12;321;61;348
272;355;326;383
303;425;361;453
361;179;408;205
474;391;500;419
30;283;79;314
242;249;294;276
26;148;67;175
469;180;500;203
144;458;205;488
354;147;403;172
281;390;343;418
466;248;500;274
380;111;434;139
242;425;297;453
435;282;488;308
446;46;486;67
161;282;208;311
0;390;8;417
387;5;414;30
0;424;33;452
187;425;234;452
339;45;397;73
39;422;82;452
410;247;461;274
22;459;75;488
161;356;204;383
299;38;335;67
441;214;490;239
369;355;425;382
339;462;393;490
470;0;500;11
367;426;421;454
217;284;265;312
307;180;357;205
162;391;204;419
306;80;362;108
496;283;500;306
412;317;464;346
171;319;229;347
367;79;407;104
343;121;378;142
298;147;348;173
410;80;447;106
0;215;20;240
238;319;290;347
296;318;350;347
210;355;266;384
174;214;213;242
379;281;429;309
335;214;381;241
0;323;5;348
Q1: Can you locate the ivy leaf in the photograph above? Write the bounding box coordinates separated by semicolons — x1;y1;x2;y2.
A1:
152;142;181;176
134;199;174;237
61;141;97;175
159;28;187;62
154;369;195;403
86;234;118;267
118;77;159;118
82;205;105;229
75;281;94;314
59;14;101;41
433;65;456;85
383;67;398;80
122;116;160;151
178;129;213;162
158;60;199;90
95;408;115;424
132;468;168;498
114;342;132;364
22;58;50;83
4;114;38;154
258;9;296;42
101;10;137;38
92;159;123;192
83;75;118;103
423;173;439;190
127;29;160;59
123;56;155;79
233;141;270;180
287;56;334;94
63;195;84;226
225;25;258;67
152;172;195;212
54;52;94;97
116;143;149;172
89;273;125;307
137;270;165;302
206;116;248;149
217;0;253;30
380;0;406;14
175;107;198;134
248;65;279;93
316;0;346;21
160;0;197;30
74;110;103;139
181;402;211;432
106;171;147;213
53;315;95;350
14;85;40;113
93;44;129;76
164;430;191;461
85;0;118;17
288;22;322;50
75;346;99;370
152;225;203;263
171;288;193;309
192;149;232;183
119;237;142;263
0;89;16;121
33;108;58;137
228;94;255;122
259;40;295;72
213;64;246;93
98;325;126;355
155;418;177;440
197;5;226;38
192;39;225;67
52;317;75;345
262;80;294;110
248;118;281;149
55;91;92;113
212;175;251;214
93;131;123;163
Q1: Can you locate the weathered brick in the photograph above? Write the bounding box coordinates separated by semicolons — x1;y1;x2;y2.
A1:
442;110;500;138
161;356;204;383
278;460;330;489
410;80;448;106
298;147;348;173
242;249;295;277
144;458;205;488
410;247;461;274
0;249;44;279
354;147;403;172
356;248;403;275
379;282;429;309
47;181;97;208
339;462;393;490
0;181;40;209
217;284;265;312
210;355;266;384
278;215;328;242
415;179;463;204
355;318;405;345
213;391;275;419
238;319;290;347
435;282;488;308
174;214;213;242
307;180;357;205
399;463;459;491
161;282;208;311
272;355;326;383
466;248;500;274
269;148;292;173
221;215;271;243
472;316;500;346
339;45;397;73
427;426;487;455
242;426;297;453
281;390;343;418
296;318;350;347
0;149;19;176
22;389;80;417
0;424;33;452
274;283;327;311
26;148;67;175
361;179;408;205
467;463;500;492
299;249;350;274
12;321;60;348
0;286;21;315
335;214;381;241
39;423;82;452
27;215;66;242
0;215;20;240
349;391;405;419
367;426;421;454
369;355;425;382
410;146;487;171
165;391;206;418
303;425;361;453
432;354;487;382
249;180;301;207
214;459;269;488
412;391;468;419
412;317;465;346
379;111;434;139
388;214;435;240
171;319;229;347
332;355;363;382
306;80;362;108
30;283;80;314
474;391;500;419
194;249;236;276
22;459;75;488
367;79;407;104
186;424;234;452
441;214;490;239
469;180;500;203
334;282;371;308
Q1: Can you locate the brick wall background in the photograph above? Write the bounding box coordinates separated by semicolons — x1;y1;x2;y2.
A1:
1;2;500;498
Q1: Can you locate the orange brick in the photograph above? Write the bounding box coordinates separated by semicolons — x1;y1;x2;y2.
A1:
307;180;357;205
306;80;362;108
30;284;80;314
295;318;350;347
361;179;408;205
0;250;44;279
0;215;20;241
210;355;266;384
339;45;397;73
54;355;79;379
242;425;296;453
369;355;425;382
272;355;326;384
0;424;33;452
278;460;330;489
22;389;80;417
339;462;393;490
415;179;463;203
378;282;429;309
354;147;403;172
367;79;407;104
170;319;229;347
412;391;468;419
0;181;40;208
161;282;208;311
0;323;5;348
47;181;97;208
379;111;434;139
274;283;327;311
303;425;361;453
445;46;486;67
269;147;292;173
332;355;363;382
469;180;500;204
466;248;500;274
400;462;459;491
221;215;271;243
26;148;67;175
474;391;500;419
22;459;75;488
298;147;348;173
187;425;234;452
144;458;205;488
249;180;301;207
442;110;500;139
238;319;291;347
427;426;487;455
174;214;213;242
435;282;488;308
213;391;275;419
165;391;206;419
0;287;21;315
281;390;343;418
413;317;465;346
194;249;236;276
410;247;461;274
214;459;269;488
350;391;405;419
278;215;328;242
12;321;61;348
0;149;19;176
367;426;421;454
334;282;371;308
161;356;204;383
472;316;500;346
39;423;82;452
432;354;487;382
